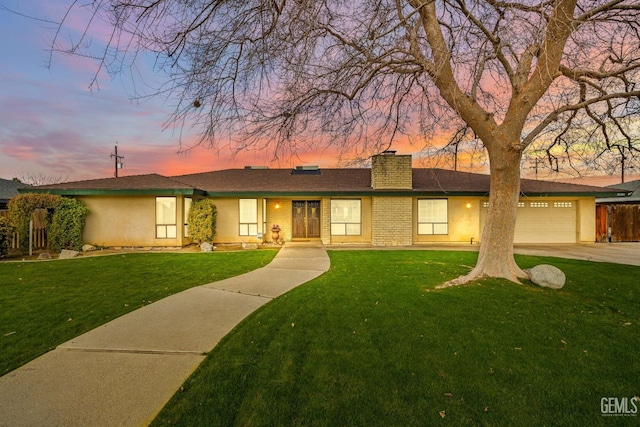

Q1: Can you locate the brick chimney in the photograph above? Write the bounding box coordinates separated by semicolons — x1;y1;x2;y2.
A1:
371;151;413;190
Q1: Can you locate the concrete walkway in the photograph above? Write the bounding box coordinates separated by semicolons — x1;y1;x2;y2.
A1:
0;242;329;427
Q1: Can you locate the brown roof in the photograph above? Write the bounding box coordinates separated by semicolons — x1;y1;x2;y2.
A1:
20;168;621;197
22;174;202;194
174;168;372;193
412;169;622;195
176;167;619;196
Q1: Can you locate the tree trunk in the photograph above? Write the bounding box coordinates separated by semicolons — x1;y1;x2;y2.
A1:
438;146;529;287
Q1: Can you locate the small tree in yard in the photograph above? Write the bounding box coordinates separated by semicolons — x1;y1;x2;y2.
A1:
187;199;217;244
0;217;15;258
51;0;640;284
48;198;90;252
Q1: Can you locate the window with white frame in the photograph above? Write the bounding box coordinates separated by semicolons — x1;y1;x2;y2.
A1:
156;197;177;238
184;197;192;237
331;199;361;235
418;199;448;235
239;199;258;236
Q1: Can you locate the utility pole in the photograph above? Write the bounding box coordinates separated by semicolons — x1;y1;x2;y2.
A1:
619;146;627;183
110;144;124;177
529;158;540;179
453;142;458;171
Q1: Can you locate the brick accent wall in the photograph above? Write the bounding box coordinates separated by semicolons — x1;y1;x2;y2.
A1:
371;196;413;246
371;153;413;190
321;197;331;245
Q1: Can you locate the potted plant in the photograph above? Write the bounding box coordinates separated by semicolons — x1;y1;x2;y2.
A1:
271;224;281;242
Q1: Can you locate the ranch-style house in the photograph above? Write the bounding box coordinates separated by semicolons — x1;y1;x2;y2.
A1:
22;152;627;248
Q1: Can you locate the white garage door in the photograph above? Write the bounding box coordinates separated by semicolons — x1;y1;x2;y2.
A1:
480;200;577;244
515;201;576;243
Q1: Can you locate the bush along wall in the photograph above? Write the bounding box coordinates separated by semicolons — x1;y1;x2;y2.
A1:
0;217;15;258
187;199;217;244
8;193;61;253
48;198;90;252
7;194;89;254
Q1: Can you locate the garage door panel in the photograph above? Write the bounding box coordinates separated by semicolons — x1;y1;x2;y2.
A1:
515;201;576;243
480;200;577;244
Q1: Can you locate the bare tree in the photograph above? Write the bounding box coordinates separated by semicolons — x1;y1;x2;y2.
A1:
51;0;640;284
418;126;488;172
523;113;640;181
18;172;68;186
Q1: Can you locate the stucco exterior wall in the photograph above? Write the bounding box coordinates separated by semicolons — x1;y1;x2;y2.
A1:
78;195;187;247
413;197;482;244
212;197;265;244
79;193;597;247
577;197;596;243
327;197;373;245
265;199;292;243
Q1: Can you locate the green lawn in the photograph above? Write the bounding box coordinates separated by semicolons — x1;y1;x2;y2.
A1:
0;251;277;375
152;250;639;426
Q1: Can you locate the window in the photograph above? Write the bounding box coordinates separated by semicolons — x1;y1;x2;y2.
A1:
239;199;258;236
156;197;177;238
530;202;549;208
331;199;361;235
554;202;573;208
184;197;192;237
418;199;448;235
484;201;524;208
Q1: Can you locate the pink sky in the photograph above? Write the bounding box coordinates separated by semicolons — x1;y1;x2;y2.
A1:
0;1;637;186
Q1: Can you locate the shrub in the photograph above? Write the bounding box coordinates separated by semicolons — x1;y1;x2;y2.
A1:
0;217;15;258
48;198;90;251
187;199;217;243
8;193;60;253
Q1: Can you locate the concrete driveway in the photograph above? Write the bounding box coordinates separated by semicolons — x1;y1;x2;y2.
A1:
328;242;640;266
513;242;640;266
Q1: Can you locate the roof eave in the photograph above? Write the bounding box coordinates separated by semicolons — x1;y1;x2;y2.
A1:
19;188;206;196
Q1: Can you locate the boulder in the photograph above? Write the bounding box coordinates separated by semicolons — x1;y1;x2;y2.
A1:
59;249;79;260
82;244;97;252
37;252;51;260
200;242;214;252
241;242;258;250
528;264;566;289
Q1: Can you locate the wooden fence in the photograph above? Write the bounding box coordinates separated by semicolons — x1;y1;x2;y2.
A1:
0;209;48;250
610;204;640;242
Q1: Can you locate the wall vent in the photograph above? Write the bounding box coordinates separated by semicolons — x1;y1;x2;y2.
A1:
292;165;321;175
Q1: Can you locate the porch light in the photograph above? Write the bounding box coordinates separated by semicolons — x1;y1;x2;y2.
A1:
275;202;281;209
465;202;472;209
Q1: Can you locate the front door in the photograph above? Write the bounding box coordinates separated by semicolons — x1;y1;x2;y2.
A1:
292;201;321;239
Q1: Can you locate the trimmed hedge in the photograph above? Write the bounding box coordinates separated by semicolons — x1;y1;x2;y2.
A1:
187;199;217;244
0;217;15;258
48;198;90;251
